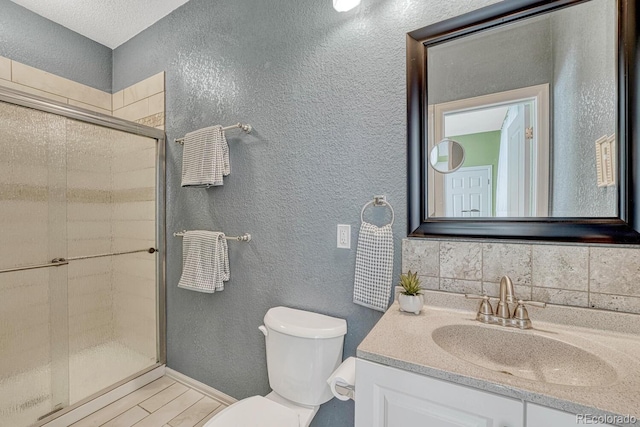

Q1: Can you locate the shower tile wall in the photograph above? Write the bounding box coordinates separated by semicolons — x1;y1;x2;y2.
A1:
0;56;111;115
0;270;51;375
111;137;157;358
67;123;114;354
0;104;67;420
0;62;165;420
0;61;166;357
0;55;166;128
65;125;161;361
403;238;640;314
0;105;62;360
110;71;165;359
113;72;165;130
64;123;158;405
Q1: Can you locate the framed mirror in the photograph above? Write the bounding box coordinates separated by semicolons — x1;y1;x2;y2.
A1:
407;0;640;243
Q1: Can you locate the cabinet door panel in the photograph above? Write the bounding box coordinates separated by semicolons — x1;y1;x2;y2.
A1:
527;403;616;427
356;359;523;427
381;385;495;426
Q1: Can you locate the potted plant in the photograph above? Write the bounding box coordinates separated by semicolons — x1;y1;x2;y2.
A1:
398;271;424;314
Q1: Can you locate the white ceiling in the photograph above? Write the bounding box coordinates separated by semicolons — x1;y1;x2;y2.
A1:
9;0;190;49
445;106;509;137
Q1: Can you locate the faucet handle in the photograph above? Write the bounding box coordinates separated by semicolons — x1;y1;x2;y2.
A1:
465;294;494;317
514;300;546;318
517;300;547;309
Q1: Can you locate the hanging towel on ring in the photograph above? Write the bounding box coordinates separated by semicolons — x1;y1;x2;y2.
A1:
353;222;394;311
181;125;230;187
178;230;230;293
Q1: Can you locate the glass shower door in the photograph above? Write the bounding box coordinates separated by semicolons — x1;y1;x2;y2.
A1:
0;98;160;427
65;119;158;405
0;101;70;426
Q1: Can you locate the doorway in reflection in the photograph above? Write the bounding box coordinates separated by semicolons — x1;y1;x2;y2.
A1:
429;85;550;218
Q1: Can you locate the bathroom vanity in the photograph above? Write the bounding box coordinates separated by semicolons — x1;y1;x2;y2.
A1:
355;292;640;427
369;0;640;423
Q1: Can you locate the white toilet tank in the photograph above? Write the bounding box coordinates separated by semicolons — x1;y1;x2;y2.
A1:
261;307;347;406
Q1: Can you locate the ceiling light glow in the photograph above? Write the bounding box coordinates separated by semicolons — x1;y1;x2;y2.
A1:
333;0;361;12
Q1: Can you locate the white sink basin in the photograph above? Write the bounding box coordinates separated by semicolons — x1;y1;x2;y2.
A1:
431;324;618;387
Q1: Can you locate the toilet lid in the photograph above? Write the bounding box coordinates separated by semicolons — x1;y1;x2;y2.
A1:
203;396;299;427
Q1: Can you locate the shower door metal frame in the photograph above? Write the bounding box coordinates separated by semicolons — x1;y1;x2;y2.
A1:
0;85;167;424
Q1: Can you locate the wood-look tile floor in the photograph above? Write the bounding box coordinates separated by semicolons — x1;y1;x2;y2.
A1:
70;376;228;427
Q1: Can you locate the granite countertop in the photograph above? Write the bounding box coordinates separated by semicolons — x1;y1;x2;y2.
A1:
356;291;640;425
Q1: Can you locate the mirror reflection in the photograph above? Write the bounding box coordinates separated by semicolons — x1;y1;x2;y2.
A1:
429;138;465;174
426;0;617;218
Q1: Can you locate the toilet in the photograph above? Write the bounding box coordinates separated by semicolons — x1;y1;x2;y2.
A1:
204;306;348;427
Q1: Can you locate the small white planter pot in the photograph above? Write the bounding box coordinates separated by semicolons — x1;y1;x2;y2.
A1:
399;293;424;314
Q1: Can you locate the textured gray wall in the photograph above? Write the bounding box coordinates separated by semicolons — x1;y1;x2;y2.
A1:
113;0;498;426
0;0;112;92
550;0;617;216
428;17;552;104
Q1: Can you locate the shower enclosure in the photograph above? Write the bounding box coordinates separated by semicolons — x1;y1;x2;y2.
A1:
0;87;166;427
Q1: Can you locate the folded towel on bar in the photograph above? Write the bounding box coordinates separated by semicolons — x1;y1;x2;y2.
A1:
178;230;230;293
353;222;394;312
181;125;230;187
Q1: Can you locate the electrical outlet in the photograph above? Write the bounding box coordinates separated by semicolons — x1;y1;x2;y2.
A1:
337;224;351;249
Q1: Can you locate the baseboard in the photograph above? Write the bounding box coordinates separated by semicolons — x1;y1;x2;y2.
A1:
165;368;238;406
40;364;165;427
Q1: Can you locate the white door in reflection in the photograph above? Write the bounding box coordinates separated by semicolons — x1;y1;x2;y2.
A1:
445;166;492;217
497;103;533;216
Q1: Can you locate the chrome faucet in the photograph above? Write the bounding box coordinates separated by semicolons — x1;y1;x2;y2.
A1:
465;275;546;329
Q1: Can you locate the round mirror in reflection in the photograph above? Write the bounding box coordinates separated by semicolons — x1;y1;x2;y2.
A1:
429;138;465;173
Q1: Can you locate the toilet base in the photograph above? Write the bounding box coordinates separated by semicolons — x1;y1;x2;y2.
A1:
265;391;319;427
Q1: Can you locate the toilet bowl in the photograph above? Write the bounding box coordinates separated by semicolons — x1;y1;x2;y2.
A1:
203;306;347;427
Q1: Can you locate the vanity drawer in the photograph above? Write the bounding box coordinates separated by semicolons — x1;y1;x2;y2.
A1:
355;359;523;427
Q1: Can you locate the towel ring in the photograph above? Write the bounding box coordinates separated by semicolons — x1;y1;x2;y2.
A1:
361;196;395;227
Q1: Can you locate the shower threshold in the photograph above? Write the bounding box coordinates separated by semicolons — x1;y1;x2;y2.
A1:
1;342;159;427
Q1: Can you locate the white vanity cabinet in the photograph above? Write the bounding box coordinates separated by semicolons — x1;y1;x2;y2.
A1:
355;359;523;427
526;403;616;427
355;359;621;427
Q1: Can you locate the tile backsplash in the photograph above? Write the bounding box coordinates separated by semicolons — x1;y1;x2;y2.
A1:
402;238;640;314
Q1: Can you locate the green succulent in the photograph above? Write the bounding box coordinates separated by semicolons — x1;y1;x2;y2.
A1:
399;271;422;296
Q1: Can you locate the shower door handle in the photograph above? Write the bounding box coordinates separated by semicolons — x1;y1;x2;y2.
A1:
0;258;68;274
0;247;156;274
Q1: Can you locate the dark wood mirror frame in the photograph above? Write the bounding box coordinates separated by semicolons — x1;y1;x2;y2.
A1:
407;0;640;243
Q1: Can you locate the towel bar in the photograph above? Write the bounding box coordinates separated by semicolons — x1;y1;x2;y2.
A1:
175;122;252;144
173;230;252;242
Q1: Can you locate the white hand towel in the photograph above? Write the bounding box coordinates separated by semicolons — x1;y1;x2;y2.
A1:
178;230;230;293
353;222;394;311
181;125;230;187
